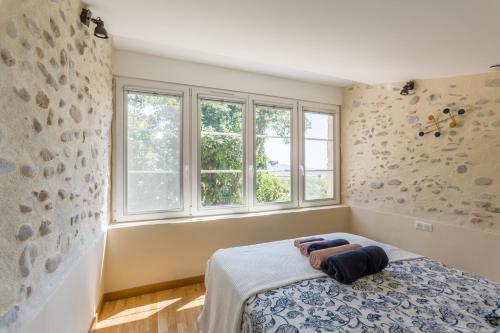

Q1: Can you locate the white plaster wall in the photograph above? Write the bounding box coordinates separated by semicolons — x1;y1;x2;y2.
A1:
21;234;106;333
112;49;343;105
349;206;500;282
103;206;349;293
342;73;500;232
0;0;112;331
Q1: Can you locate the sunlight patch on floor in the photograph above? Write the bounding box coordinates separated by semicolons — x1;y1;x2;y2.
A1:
177;295;205;311
95;298;181;329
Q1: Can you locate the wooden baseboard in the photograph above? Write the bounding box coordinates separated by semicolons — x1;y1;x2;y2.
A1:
88;295;105;333
88;316;96;333
102;275;205;302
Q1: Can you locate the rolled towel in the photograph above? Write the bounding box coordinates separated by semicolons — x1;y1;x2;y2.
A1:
293;237;325;248
305;239;349;255
299;241;319;256
309;243;362;269
320;245;389;284
299;239;349;256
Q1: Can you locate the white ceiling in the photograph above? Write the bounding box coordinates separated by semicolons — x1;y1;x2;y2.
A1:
85;0;500;86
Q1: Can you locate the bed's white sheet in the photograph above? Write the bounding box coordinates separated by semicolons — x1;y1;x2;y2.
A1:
197;232;422;333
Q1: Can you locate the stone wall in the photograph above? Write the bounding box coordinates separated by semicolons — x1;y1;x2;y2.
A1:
342;73;500;233
0;0;112;331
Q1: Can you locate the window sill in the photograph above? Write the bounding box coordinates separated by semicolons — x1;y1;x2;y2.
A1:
108;204;349;230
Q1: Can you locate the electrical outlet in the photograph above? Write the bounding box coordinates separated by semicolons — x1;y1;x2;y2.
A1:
415;220;433;232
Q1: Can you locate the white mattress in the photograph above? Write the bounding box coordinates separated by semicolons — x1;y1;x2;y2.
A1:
197;232;422;333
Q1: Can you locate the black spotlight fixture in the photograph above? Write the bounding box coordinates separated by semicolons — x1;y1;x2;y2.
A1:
80;8;109;39
400;80;415;96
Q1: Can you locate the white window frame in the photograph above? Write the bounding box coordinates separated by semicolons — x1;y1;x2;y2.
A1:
112;77;341;223
191;87;250;216
298;101;341;207
113;77;191;222
249;95;299;212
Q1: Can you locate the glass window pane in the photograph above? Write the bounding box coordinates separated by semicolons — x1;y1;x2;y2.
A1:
200;134;243;170
256;137;291;171
304;139;334;170
255;105;292;204
200;99;245;208
201;172;243;206
126;92;182;213
255;106;291;136
304;112;334;140
201;100;243;133
303;111;335;202
128;172;181;213
256;171;291;203
305;171;334;200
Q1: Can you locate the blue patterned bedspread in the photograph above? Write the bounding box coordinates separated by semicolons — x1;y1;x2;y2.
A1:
242;258;500;332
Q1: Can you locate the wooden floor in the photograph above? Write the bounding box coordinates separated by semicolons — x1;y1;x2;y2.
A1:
93;283;205;333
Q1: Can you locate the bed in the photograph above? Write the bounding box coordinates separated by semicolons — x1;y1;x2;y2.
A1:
198;233;500;333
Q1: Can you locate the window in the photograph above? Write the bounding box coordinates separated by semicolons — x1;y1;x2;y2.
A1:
299;102;339;207
113;78;339;223
126;91;182;213
303;112;335;200
113;78;190;222
254;104;293;205
199;98;245;208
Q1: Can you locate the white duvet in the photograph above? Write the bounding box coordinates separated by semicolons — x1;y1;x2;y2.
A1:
197;232;422;333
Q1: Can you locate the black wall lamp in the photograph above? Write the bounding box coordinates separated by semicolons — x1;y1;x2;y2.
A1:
80;8;109;39
400;81;415;95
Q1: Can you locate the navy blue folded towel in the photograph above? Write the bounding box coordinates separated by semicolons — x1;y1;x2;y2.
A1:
307;239;349;254
297;237;324;245
320;245;389;284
